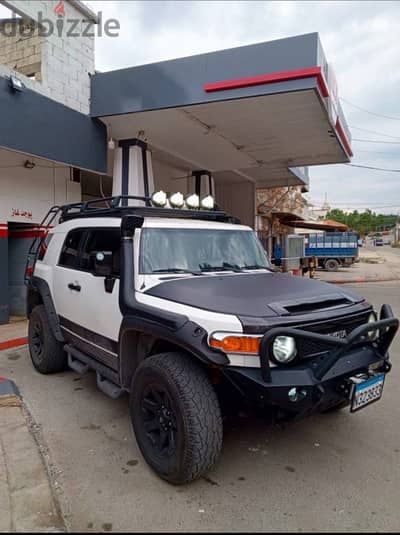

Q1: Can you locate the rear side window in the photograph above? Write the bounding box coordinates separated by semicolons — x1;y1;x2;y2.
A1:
79;229;121;275
59;229;85;268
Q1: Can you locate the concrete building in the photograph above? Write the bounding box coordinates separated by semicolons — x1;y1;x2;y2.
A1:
0;0;353;324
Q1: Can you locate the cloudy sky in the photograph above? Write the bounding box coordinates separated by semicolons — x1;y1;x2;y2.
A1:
2;0;399;213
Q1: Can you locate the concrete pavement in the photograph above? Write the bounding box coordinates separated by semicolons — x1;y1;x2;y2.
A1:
316;245;400;284
0;384;64;532
0;282;400;532
0;317;28;351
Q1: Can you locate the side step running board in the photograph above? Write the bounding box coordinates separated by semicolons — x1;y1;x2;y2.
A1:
96;373;123;399
68;353;89;375
64;344;124;399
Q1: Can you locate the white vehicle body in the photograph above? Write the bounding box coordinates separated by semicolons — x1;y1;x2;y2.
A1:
35;217;271;368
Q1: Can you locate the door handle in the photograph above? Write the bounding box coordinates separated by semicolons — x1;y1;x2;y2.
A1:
68;283;81;292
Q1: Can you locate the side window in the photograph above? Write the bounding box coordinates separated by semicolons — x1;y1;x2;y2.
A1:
38;233;53;261
59;229;85;268
80;229;121;276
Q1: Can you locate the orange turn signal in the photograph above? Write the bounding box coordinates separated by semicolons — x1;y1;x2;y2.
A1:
209;335;261;354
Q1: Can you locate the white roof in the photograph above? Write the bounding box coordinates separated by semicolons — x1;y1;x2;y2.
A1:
51;215;251;233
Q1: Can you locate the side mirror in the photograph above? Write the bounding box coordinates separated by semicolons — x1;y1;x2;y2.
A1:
92;251;113;277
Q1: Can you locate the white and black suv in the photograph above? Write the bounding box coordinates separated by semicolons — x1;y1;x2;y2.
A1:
25;196;398;484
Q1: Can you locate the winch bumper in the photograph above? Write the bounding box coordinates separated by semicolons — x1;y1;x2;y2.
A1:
223;304;398;415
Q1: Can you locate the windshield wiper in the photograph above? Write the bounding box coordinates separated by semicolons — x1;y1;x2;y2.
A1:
199;262;243;273
240;264;272;271
151;268;203;276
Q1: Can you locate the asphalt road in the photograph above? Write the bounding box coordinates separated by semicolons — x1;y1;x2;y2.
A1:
1;282;400;532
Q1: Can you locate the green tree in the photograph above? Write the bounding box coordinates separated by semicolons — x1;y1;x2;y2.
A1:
325;209;397;236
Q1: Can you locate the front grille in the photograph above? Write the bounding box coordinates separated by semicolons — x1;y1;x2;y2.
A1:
297;313;369;359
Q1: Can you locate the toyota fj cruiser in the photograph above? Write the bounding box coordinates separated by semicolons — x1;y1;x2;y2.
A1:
26;195;398;484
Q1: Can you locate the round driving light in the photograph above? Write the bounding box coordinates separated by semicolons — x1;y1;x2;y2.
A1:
367;312;378;340
169;192;184;208
185;193;200;209
200;195;215;210
151;190;167;207
288;387;307;402
272;336;297;363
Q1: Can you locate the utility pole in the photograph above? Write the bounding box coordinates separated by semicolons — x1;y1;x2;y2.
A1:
395;213;400;243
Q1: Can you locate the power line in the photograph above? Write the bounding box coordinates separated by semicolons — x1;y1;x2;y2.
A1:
353;138;400;145
356;148;400;156
345;163;400;172
319;203;400;209
308;198;400;208
349;125;400;140
341;98;400;121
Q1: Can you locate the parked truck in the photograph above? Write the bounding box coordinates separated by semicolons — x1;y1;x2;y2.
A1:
302;231;359;271
273;231;359;272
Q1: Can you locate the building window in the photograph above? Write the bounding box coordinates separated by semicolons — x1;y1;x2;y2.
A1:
0;10;42;82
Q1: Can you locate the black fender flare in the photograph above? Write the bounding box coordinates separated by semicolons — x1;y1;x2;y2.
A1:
28;277;65;343
118;316;229;390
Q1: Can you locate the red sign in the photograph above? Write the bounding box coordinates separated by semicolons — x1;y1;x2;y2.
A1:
11;208;33;219
54;1;65;17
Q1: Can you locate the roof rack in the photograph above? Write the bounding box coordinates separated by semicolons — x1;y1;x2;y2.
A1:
58;195;240;224
24;196;240;284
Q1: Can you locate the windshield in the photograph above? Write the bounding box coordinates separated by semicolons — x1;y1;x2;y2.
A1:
140;228;272;274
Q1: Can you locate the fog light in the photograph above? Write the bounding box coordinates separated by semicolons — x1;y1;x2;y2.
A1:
169;192;184;208
151;190;167;207
185;193;200;209
200;195;215;210
288;387;307;402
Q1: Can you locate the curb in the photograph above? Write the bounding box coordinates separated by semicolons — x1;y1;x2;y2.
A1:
325;277;400;285
0;337;28;351
0;377;21;406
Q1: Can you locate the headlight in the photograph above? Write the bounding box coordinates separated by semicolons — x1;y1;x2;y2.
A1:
200;195;215;210
169;192;184;208
185;193;200;209
151;190;167;207
367;312;378;340
272;336;297;363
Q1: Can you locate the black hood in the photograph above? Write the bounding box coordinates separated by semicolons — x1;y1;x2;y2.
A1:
145;272;363;318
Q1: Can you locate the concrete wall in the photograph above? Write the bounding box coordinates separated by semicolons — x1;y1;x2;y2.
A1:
0;19;42;80
0;148;81;225
0;0;95;113
152;158;193;195
215;181;256;228
0;148;81;322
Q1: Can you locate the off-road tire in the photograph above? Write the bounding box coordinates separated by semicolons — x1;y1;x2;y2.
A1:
28;305;67;374
130;352;223;484
325;258;340;272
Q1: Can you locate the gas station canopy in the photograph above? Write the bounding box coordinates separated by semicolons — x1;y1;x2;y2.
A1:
91;33;352;189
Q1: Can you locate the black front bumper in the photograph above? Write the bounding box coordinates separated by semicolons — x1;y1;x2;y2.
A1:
223;304;398;415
